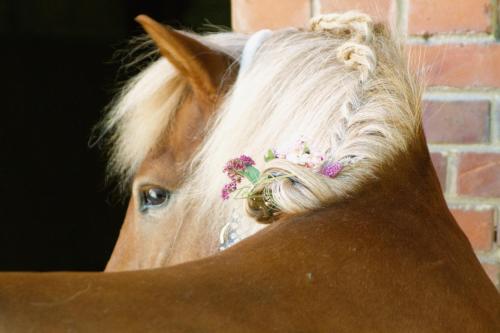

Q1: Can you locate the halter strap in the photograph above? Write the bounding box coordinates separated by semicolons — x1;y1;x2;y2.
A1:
239;29;272;76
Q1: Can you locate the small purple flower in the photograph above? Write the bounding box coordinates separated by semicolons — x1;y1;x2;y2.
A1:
222;155;257;201
238;154;255;167
223;155;255;173
221;181;238;200
223;155;254;185
321;162;343;178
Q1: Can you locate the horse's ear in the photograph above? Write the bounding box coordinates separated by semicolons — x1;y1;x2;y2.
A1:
135;15;232;104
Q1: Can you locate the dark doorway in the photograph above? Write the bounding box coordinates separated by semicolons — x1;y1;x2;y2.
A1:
0;0;230;271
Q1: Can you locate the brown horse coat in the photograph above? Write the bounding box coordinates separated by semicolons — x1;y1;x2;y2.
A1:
1;140;499;332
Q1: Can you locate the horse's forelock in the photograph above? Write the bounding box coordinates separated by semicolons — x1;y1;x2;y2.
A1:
98;32;248;191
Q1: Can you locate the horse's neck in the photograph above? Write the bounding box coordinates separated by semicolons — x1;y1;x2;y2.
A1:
315;136;487;282
346;137;465;246
357;136;448;219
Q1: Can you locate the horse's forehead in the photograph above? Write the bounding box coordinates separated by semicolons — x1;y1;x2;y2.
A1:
134;147;181;188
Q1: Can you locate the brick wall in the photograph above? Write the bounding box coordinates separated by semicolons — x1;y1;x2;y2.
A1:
231;0;500;288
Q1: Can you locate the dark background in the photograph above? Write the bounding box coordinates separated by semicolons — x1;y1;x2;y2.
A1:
0;1;230;271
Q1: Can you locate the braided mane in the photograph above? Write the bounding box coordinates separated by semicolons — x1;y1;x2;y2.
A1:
178;12;422;227
101;12;423;244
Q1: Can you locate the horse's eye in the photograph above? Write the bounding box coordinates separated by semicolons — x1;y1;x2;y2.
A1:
139;187;170;212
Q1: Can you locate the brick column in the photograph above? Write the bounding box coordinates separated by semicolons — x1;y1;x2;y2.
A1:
231;0;500;289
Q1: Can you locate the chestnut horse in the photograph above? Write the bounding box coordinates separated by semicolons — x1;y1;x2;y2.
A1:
0;12;499;332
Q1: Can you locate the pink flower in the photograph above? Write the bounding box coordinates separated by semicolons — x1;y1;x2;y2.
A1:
321;162;343;178
238;155;255;166
223;155;255;173
221;181;237;200
224;155;255;180
222;155;256;201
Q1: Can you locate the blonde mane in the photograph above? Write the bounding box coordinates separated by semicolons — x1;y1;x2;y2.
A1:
175;12;423;244
102;12;423;250
99;32;248;184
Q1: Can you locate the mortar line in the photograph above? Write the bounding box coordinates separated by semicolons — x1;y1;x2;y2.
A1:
447;201;497;209
424;92;498;101
310;0;321;17
408;34;495;44
424;88;500;97
396;0;409;37
445;197;500;206
492;0;499;39
429;144;500;152
491;97;499;143
446;151;458;196
476;253;500;264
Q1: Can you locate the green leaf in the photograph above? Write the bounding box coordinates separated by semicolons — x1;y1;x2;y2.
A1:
303;143;310;154
264;149;276;162
241;165;261;184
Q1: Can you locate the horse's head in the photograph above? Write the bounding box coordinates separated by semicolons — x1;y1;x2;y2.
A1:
105;12;426;271
104;16;244;271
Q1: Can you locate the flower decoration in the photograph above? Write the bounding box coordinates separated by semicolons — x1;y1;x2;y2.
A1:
321;161;343;178
221;141;344;201
265;140;326;170
222;155;260;200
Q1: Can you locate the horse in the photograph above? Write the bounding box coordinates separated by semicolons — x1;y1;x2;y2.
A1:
102;15;247;270
0;12;499;332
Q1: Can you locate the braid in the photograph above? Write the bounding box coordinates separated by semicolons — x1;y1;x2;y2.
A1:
336;41;376;82
309;11;377;83
309;11;374;42
309;11;378;165
245;13;394;222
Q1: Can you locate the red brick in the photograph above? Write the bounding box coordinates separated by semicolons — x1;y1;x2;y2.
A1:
430;153;447;190
231;0;311;32
458;153;500;197
496;101;500;142
451;209;495;251
319;0;396;24
409;44;500;88
408;0;492;35
482;264;500;288
423;101;490;143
